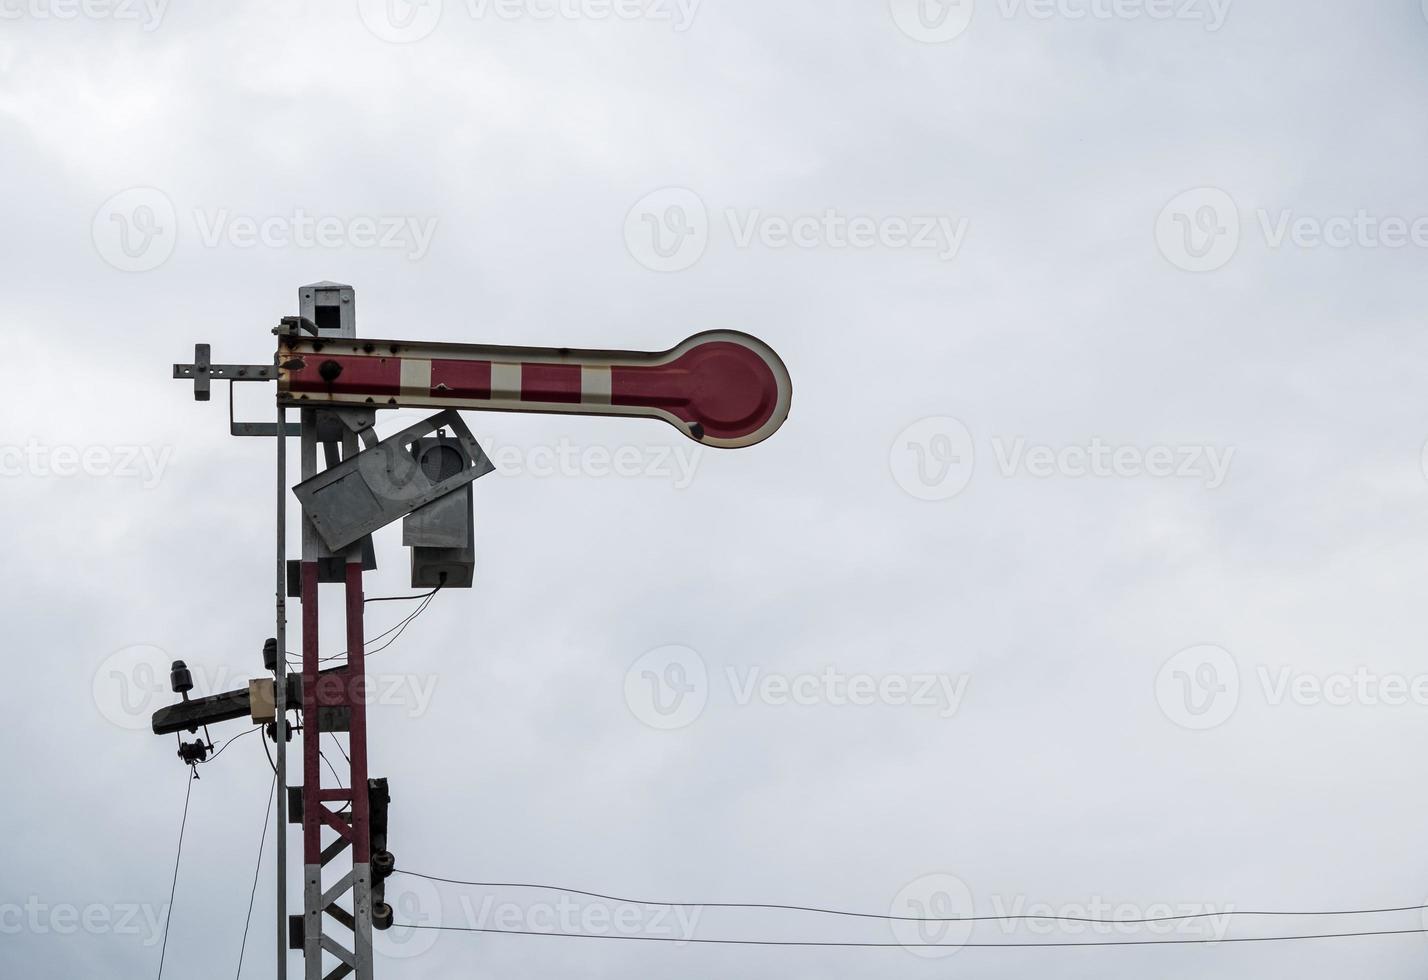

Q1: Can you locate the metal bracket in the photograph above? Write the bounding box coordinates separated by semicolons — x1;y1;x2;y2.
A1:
278;315;320;337
173;342;299;438
230;381;301;438
174;344;276;401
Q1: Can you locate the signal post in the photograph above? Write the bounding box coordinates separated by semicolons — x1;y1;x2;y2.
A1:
154;281;792;979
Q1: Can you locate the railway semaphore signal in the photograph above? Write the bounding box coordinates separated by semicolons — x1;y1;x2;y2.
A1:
154;281;791;980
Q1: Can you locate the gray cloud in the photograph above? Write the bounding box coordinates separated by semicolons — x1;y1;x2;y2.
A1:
4;1;1428;977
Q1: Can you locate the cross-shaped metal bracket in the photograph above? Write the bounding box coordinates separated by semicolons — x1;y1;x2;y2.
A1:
174;343;299;437
174;343;276;400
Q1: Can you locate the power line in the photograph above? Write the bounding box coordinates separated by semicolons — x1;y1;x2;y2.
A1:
363;590;437;657
393;871;1428;925
261;730;278;774
199;726;262;766
327;731;351;766
235;771;277;980
397;922;1428;948
319;748;352;815
156;768;196;980
287;588;439;667
365;586;443;604
320;748;344;786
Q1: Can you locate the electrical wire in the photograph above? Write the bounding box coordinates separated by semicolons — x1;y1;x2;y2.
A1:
261;728;278;774
365;586;443;604
327;731;351;766
288;609;418;665
392;871;1428;926
198;726;262;765
396;922;1428;948
363;591;437;658
234;771;277;980
286;587;440;667
319;748;352;815
325;735;354;813
156;768;196;980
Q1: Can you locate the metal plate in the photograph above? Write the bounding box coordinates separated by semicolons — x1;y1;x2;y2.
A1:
293;410;493;552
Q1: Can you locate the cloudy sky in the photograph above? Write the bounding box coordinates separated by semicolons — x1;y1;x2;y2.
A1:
6;0;1428;976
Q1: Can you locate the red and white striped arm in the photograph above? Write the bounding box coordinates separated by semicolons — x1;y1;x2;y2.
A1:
277;330;792;449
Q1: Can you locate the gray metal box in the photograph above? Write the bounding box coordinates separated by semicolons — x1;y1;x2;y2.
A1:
403;482;472;550
411;515;475;590
300;281;357;339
